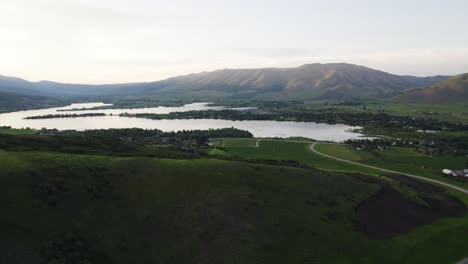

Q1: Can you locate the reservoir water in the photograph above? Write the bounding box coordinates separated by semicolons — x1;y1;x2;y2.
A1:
0;102;367;142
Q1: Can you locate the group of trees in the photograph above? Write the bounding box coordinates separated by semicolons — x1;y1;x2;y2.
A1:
345;135;468;156
121;110;468;132
25;113;107;119
35;127;252;151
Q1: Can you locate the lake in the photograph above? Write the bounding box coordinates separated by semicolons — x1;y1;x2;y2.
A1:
0;102;367;142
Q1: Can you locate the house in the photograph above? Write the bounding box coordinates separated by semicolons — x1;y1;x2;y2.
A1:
443;169;456;176
443;169;468;178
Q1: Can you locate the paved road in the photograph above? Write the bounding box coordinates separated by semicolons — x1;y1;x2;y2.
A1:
457;258;468;264
309;143;468;195
216;138;468;195
254;139;261;147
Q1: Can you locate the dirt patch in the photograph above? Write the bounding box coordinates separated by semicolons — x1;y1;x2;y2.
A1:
353;174;466;240
385;174;445;193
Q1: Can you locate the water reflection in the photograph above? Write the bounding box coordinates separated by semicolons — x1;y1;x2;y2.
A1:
0;102;367;142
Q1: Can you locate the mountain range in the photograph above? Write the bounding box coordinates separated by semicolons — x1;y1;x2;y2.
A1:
0;63;460;102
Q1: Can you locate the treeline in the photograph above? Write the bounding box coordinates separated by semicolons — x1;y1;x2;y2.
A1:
37;127;252;146
73;127;253;144
120;110;468;131
0;131;207;159
345;136;468;156
25;113;107;119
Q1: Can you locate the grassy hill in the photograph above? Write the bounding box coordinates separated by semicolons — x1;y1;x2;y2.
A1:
392;73;468;104
0;150;379;264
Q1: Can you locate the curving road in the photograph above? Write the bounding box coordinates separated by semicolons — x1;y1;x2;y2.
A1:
218;138;468;195
309;143;468;195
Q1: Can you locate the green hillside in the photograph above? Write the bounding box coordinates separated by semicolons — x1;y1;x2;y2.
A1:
0;150;378;264
0;131;467;263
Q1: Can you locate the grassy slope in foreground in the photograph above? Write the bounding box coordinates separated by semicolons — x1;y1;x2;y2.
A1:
1;150;379;264
0;146;467;263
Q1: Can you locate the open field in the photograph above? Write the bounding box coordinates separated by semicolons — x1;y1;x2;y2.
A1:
213;139;381;174
298;101;468;124
315;144;468;189
0;127;35;135
214;139;468;189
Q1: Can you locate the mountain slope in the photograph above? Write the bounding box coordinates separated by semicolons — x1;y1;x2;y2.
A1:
0;75;42;95
0;92;65;113
0;75;145;97
0;64;450;101
392;73;468;104
122;63;450;100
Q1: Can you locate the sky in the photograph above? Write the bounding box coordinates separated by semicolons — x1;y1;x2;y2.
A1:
1;0;468;84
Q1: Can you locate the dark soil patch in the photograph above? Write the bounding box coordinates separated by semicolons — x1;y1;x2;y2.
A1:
385;174;445;193
353;174;466;240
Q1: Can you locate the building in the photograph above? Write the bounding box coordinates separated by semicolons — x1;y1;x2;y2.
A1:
443;169;456;176
443;169;468;178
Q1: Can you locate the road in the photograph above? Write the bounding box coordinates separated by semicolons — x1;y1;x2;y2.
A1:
216;138;468;195
309;142;468;195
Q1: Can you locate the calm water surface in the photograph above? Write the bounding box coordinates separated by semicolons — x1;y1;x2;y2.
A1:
0;102;366;142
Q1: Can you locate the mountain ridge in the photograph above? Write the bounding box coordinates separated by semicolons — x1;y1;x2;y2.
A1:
0;63;451;101
391;73;468;104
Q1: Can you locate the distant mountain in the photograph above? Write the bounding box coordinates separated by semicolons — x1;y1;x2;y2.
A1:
0;74;152;98
391;73;468;104
0;64;450;101
0;92;65;113
131;63;449;100
0;75;42;95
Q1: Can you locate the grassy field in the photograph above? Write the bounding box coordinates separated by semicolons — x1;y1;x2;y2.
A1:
214;139;468;189
0;127;35;135
213;139;378;174
299;101;468;123
315;144;468;188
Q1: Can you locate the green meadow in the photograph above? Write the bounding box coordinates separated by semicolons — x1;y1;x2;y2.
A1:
315;143;468;189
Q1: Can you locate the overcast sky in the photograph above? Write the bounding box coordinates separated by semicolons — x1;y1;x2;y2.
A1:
1;0;468;83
